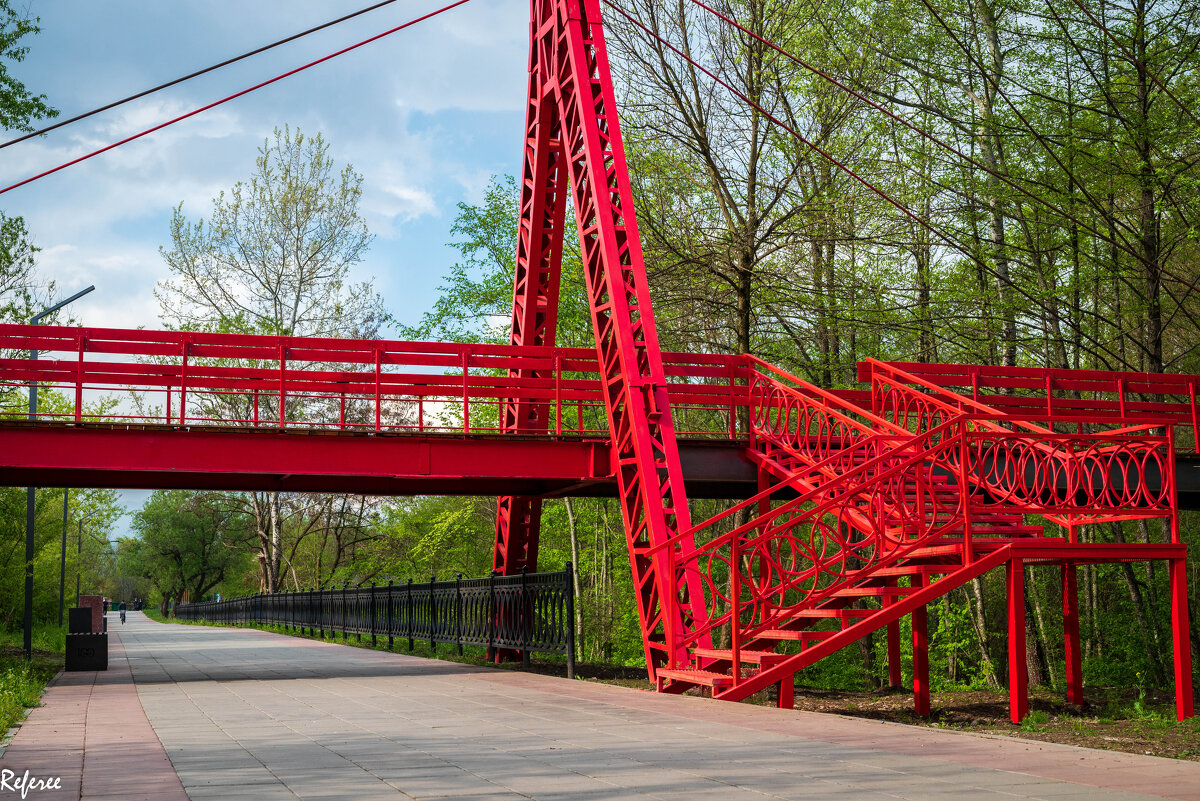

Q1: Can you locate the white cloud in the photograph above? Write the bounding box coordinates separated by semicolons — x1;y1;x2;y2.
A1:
10;0;530;333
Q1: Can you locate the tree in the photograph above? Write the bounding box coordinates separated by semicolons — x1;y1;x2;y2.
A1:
0;2;58;353
158;126;385;338
402;174;592;348
157;127;389;593
125;491;252;613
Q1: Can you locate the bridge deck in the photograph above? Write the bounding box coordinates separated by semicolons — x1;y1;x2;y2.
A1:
0;421;755;498
5;420;1200;508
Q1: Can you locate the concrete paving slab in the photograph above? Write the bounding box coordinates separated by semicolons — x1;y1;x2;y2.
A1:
5;611;1200;801
118;614;1191;800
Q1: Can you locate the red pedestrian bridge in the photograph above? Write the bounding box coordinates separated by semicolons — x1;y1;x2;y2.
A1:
0;0;1194;726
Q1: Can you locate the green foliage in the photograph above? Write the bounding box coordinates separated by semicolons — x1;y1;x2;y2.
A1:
0;2;54;132
0;390;122;626
123;491;253;608
1020;709;1052;732
400;174;592;347
0;661;49;733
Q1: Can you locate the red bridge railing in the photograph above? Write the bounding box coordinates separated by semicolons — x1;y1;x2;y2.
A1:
0;324;750;439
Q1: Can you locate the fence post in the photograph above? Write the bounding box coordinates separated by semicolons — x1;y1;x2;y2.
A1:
342;582;348;640
350;582;360;642
487;571;495;662
521;567;531;669
565;562;576;680
430;574;437;654
370;582;377;648
456;573;464;656
386;580;394;650
318;585;325;639
407;578;414;651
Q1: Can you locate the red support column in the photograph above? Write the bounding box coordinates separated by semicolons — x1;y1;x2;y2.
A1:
1170;557;1195;721
912;575;929;717
1007;558;1028;723
491;7;571;584
1062;564;1083;708
884;576;902;689
887;618;903;689
777;676;794;710
544;0;710;672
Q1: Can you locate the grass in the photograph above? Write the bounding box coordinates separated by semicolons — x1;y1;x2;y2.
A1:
1020;709;1053;732
0;624;65;734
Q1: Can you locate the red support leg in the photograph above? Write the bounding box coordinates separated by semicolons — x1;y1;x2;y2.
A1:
912;575;929;717
513;0;710;676
491;24;571;584
1062;563;1083;708
777;677;794;710
1007;558;1028;724
887;618;903;689
1170;557;1195;721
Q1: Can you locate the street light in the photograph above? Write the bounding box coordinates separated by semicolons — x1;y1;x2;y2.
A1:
24;284;95;660
58;490;68;627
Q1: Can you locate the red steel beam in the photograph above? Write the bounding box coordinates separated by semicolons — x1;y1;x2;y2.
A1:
492;0;572;578
534;0;710;672
0;424;759;498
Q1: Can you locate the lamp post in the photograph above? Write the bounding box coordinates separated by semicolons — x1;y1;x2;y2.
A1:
24;285;95;660
58;489;68;627
76;519;82;606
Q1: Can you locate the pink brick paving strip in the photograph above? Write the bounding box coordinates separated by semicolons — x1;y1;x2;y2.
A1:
0;627;188;801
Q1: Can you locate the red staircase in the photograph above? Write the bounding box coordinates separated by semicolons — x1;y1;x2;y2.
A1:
652;359;1187;721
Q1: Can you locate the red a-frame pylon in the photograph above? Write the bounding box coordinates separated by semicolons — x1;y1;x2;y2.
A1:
491;0;710;670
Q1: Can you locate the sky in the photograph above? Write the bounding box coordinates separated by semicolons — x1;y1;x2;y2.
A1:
4;0;530;532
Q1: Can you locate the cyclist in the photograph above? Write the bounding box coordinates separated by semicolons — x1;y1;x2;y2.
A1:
119;600;127;624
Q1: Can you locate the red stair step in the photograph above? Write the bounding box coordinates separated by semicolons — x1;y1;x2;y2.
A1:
793;607;874;619
692;647;789;665
756;629;837;641
656;667;734;688
829;586;915;598
871;564;952;578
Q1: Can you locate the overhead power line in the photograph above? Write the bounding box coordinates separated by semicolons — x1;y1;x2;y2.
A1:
0;0;408;151
0;0;474;196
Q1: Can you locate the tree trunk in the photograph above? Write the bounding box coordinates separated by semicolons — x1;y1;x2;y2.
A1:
970;576;1001;688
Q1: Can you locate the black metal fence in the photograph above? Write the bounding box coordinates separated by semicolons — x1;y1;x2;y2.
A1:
174;565;576;678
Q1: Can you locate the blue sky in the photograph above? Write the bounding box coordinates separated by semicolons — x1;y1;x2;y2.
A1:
5;0;530;530
6;0;527;330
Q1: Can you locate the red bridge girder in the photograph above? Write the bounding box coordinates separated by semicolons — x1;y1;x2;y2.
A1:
0;423;758;498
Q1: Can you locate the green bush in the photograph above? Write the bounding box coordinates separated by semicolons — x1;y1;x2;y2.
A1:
0;661;50;732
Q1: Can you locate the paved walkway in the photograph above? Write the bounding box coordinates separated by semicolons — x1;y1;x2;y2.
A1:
0;616;187;801
3;613;1199;800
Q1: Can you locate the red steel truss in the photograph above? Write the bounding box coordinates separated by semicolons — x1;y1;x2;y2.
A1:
1;0;1196;724
491;0;573;577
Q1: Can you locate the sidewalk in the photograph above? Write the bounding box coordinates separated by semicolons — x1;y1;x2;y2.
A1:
0;617;187;801
2;612;1198;801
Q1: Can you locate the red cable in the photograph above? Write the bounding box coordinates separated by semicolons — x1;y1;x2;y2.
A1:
0;0;474;196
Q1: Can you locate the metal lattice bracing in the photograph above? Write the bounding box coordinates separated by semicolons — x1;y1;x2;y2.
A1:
491;11;571;578
493;0;712;671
